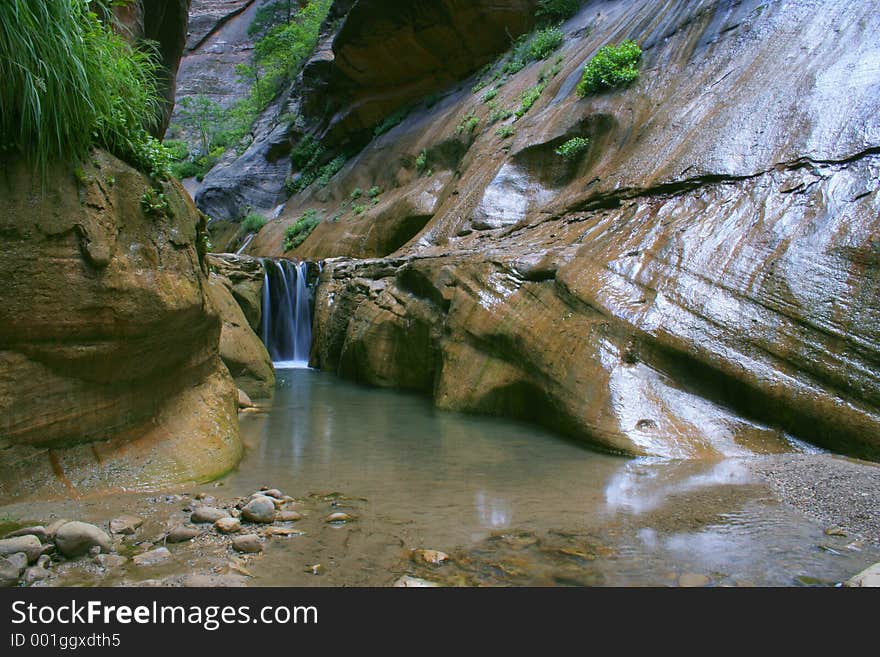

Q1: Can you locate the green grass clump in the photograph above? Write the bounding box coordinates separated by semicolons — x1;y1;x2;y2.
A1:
576;40;642;97
516;83;546;118
350;188;362;200
368;186;382;199
352;204;366;216
283;209;320;251
536;0;582;24
0;0;170;178
555;137;590;159
141;188;170;218
316;155;346;187
457;113;480;135
496;125;515;139
241;213;267;233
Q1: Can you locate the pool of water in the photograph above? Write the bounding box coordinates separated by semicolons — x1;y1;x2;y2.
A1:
5;367;876;587
226;368;877;586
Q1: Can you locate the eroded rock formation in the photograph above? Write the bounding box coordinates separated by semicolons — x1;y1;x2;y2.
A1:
247;0;880;459
0;152;243;500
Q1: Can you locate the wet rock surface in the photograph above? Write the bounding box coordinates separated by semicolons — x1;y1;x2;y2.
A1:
264;0;880;461
54;522;111;558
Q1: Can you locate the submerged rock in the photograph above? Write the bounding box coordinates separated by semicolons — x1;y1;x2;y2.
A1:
110;515;143;535
214;517;242;534
325;512;355;524
133;548;172;567
393;575;441;588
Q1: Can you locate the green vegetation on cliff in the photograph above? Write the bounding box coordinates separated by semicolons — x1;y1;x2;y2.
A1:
0;0;169;177
576;40;642;96
283;209;321;251
536;0;582;24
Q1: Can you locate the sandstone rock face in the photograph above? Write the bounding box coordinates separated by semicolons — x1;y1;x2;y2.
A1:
206;264;275;399
196;0;539;220
0;152;242;501
289;0;880;460
207;254;265;332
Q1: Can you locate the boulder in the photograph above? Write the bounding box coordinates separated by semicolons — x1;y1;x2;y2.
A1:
241;496;276;524
53;522;111;558
0;536;43;563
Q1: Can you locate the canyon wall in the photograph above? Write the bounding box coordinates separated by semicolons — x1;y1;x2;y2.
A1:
243;0;880;459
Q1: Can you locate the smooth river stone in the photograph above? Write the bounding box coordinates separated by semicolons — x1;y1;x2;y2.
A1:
214;517;242;534
0;535;43;563
109;515;143;535
241;497;276;523
232;535;263;553
191;507;230;524
166;525;201;543
53;522;112;558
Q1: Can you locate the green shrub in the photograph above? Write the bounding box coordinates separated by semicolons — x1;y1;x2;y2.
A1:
141;187;170;218
576;40;642;97
528;27;564;61
163;139;191;161
241;213;267;233
489;107;514;124
483;88;498;103
416;149;429;173
350;188;362;200
536;0;582;23
0;0;168;177
352;204;366;216
316;155;346;187
496;125;515;139
283;209;320;250
368;186;382;199
555;137;590;159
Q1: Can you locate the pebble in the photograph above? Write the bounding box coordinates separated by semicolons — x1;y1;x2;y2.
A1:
393;575;440;587
846;562;880;587
166;525;202;544
275;510;303;522
262;527;303;538
4;526;50;543
678;573;711;587
1;535;49;563
132;547;171;567
232;535;263;554
109;515;143;535
325;512;355;524
214;517;242;534
94;554;128;569
191;507;230;524
262;489;284;500
54;522;112;558
241;496;276;523
412;549;450;565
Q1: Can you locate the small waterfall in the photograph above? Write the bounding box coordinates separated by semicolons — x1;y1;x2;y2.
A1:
260;259;313;369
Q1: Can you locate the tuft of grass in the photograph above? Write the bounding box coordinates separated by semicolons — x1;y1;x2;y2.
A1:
241;213;267;233
576;40;642;97
352;204;366;216
457;113;480;135
350;188;362;200
555;137;590;159
528;26;564;61
283;208;320;251
367;186;382;199
0;0;169;178
496;125;515;139
483;88;498;103
516;83;547;118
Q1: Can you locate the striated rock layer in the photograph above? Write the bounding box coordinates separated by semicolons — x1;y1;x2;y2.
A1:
0;152;242;501
249;0;880;459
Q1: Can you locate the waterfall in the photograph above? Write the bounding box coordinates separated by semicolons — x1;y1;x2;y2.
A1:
260;259;313;369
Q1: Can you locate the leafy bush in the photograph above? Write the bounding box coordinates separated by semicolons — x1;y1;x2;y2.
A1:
496;125;515;139
536;0;582;23
489;107;514;124
352;204;366;216
528;27;564;61
0;0;168;177
241;213;267;233
555;137;590;159
483;88;498;103
367;186;382;199
141;187;170;218
576;40;642;97
350;188;362;200
316;155;346;187
283;209;320;250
